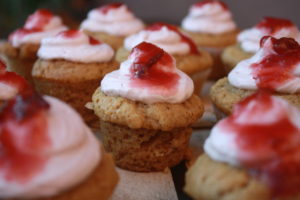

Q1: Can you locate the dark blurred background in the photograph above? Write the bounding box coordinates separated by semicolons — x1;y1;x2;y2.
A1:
1;0;300;38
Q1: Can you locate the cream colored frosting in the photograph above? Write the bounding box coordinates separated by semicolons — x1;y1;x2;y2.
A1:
38;30;114;63
80;4;144;36
0;96;101;199
182;1;236;34
0;83;18;100
101;43;194;104
124;26;190;55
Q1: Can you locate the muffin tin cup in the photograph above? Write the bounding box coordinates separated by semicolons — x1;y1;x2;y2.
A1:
100;120;192;172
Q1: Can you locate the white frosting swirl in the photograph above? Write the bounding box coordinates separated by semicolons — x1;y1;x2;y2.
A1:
124;26;190;55
80;4;144;36
238;21;300;53
10;16;67;48
204;95;300;166
38;30;114;63
229;37;300;94
0;83;18;100
182;1;236;34
101;46;194;104
0;96;101;199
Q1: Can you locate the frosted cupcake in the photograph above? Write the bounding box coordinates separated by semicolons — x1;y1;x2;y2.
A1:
211;36;300;116
92;42;204;172
32;30;117;128
223;17;300;72
80;3;144;50
185;92;300;200
116;23;213;94
0;90;118;199
0;9;67;85
181;0;238;79
0;59;30;106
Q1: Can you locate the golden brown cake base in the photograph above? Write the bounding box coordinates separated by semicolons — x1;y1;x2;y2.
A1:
115;47;213;94
92;89;204;131
83;30;124;50
210;78;300;115
14;150;119;200
221;44;253;73
185;154;300;200
0;41;39;86
101;120;192;172
182;29;239;48
32;59;118;129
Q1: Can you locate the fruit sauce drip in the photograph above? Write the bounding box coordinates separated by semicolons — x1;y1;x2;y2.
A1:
129;42;179;88
0;60;30;93
9;9;54;40
146;23;199;54
98;2;126;14
256;17;294;34
0;90;50;183
251;36;300;91
57;30;101;45
221;91;300;197
194;0;228;10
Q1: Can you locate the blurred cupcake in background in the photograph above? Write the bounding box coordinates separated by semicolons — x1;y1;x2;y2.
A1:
80;2;144;50
222;17;300;72
0;9;67;85
32;29;118;128
181;0;238;79
116;23;213;94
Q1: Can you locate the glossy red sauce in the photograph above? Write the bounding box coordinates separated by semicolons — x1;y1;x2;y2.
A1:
129;42;179;89
251;36;300;91
89;36;102;45
9;9;54;40
0;91;50;183
194;0;228;10
98;2;125;14
0;60;30;93
256;17;294;34
58;29;80;38
221;91;300;197
146;23;199;54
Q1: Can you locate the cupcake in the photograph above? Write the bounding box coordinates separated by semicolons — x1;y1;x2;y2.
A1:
0;59;30;106
222;17;300;72
116;22;213;94
185;91;300;200
32;29;118;128
80;3;144;50
181;0;238;79
0;9;67;85
0;90;118;199
211;36;300;116
91;42;204;172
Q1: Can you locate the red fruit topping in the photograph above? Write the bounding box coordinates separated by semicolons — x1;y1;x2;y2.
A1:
89;36;102;45
58;29;80;38
256;17;294;34
98;2;125;14
129;42;179;88
9;9;54;41
194;0;228;10
221;91;300;197
0;60;30;93
24;9;54;30
251;37;300;91
146;23;199;54
0;91;50;183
